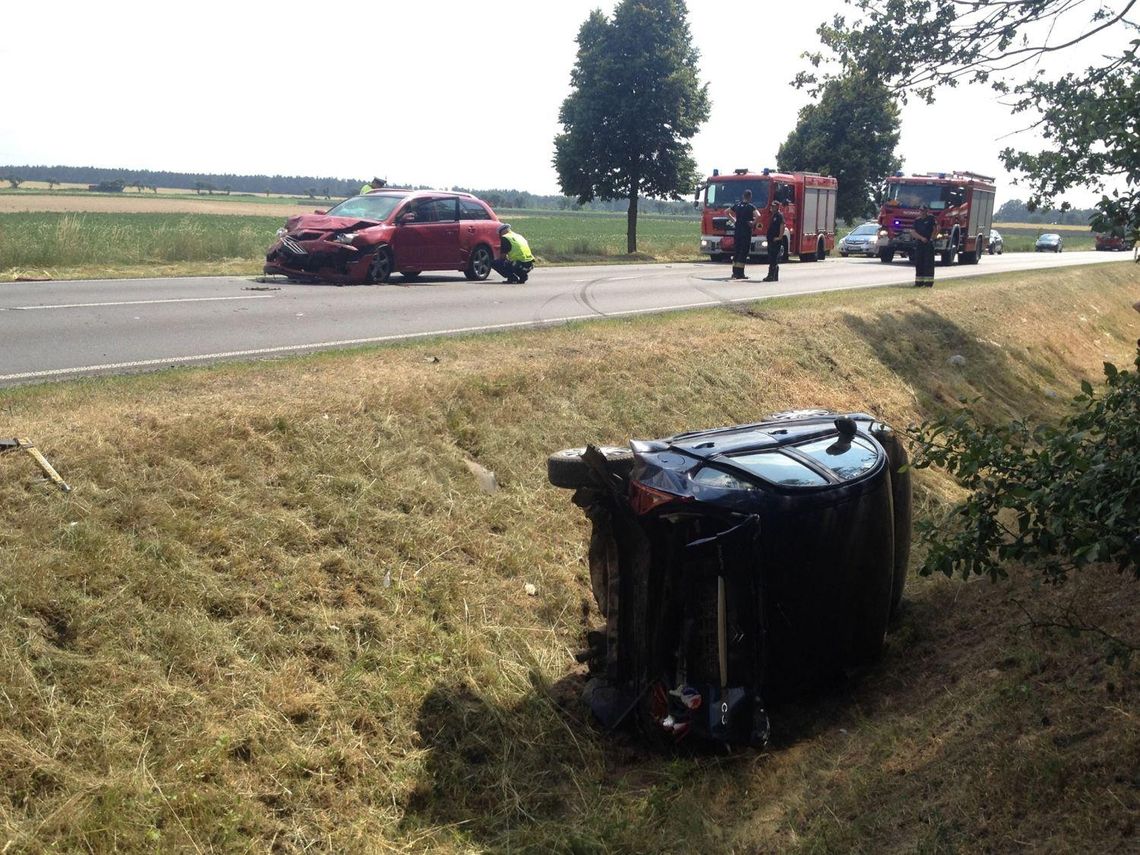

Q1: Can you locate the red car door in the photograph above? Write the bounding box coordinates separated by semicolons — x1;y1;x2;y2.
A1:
391;197;460;270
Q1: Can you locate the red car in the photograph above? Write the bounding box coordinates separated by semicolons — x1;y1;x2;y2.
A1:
1095;232;1134;251
264;189;503;284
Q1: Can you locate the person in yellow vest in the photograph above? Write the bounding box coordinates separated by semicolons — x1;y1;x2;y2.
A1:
359;177;386;195
491;223;535;283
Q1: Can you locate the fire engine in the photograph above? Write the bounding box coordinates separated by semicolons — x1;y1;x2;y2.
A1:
876;171;996;265
694;168;838;263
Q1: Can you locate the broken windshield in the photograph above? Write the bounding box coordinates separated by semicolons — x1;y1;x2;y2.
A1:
325;193;409;221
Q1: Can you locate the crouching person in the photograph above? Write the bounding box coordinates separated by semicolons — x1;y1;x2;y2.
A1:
491;223;535;283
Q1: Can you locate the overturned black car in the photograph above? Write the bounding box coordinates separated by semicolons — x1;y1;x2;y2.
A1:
548;410;911;748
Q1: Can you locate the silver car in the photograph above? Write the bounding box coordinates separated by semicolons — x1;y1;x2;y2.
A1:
839;222;880;257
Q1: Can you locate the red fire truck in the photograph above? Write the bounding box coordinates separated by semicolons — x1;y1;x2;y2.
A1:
876;171;996;265
694;168;838;263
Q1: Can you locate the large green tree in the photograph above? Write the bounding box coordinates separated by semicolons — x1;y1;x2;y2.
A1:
797;0;1140;239
777;73;901;223
554;0;710;253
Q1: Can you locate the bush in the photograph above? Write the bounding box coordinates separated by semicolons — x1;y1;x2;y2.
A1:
907;340;1140;585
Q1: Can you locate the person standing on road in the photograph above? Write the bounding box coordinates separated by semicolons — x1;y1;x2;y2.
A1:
762;200;785;282
360;177;386;195
911;204;937;287
729;190;760;280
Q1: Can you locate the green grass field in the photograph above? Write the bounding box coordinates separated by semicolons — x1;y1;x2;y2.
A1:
0;210;703;278
0;200;1103;282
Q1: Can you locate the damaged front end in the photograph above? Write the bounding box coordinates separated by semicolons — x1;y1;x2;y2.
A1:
548;411;912;749
263;217;386;284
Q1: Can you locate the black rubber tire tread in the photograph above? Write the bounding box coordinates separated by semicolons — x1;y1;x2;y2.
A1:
547;446;634;489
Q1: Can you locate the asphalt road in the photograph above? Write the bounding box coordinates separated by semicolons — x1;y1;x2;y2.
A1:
1;251;1131;387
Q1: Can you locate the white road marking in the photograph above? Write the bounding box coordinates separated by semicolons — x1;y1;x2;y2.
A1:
0;295;276;311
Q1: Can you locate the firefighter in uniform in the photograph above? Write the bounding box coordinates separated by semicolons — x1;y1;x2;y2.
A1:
729;190;760;280
762;200;785;282
911;204;937;287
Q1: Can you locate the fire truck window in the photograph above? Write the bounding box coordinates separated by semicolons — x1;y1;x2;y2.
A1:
776;183;794;204
942;186;965;208
706;181;770;208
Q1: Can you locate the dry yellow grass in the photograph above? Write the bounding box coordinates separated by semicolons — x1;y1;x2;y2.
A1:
0;264;1137;851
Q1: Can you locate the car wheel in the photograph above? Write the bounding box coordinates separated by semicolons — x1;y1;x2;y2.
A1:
400;271;421;281
878;249;894;263
368;247;393;284
547;446;634;489
710;253;727;263
464;245;493;281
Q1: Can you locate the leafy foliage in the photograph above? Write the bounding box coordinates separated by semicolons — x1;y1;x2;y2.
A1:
777;72;902;222
906;341;1140;585
798;1;1140;241
553;0;710;253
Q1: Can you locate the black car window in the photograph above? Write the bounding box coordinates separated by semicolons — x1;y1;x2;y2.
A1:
460;199;492;220
410;198;438;223
796;436;879;481
725;451;828;487
432;198;459;223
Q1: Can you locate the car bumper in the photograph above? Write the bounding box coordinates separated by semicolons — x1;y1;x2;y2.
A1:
263;236;373;284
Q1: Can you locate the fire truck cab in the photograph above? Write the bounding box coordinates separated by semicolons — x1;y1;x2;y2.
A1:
694;168;838;263
876;171;996;266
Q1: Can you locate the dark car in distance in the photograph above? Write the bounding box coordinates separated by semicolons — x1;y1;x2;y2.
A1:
1035;232;1063;253
548;409;912;748
264;190;503;284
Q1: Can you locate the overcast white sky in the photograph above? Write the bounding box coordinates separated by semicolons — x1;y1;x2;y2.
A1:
1;0;1131;207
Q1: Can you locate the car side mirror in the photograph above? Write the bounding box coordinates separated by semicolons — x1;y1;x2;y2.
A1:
398;213;416;224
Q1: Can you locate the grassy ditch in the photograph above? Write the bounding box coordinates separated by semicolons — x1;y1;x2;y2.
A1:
1;264;1138;852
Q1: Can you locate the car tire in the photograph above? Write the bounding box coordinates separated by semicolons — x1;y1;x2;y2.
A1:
547;446;634;489
710;253;727;263
878;249;894;263
400;271;421;281
368;247;393;284
464;245;493;281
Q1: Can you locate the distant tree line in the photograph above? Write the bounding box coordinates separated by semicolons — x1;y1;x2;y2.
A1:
0;164;698;216
995;198;1098;226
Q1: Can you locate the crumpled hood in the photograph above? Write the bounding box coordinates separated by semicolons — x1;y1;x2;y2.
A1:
284;214;386;234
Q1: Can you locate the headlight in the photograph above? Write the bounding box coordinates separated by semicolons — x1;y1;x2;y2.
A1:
275;227;287;238
878;229;887;237
333;232;358;245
